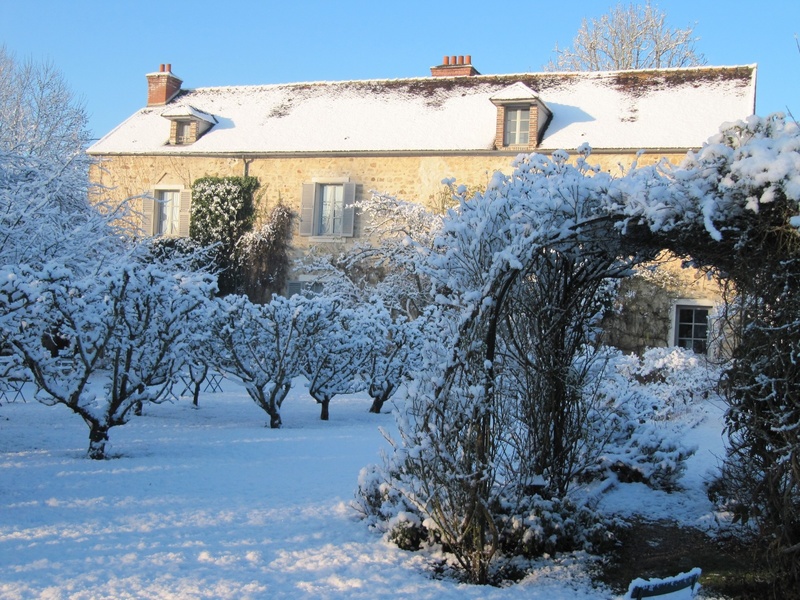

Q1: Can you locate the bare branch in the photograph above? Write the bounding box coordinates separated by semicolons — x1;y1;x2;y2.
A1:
545;2;706;72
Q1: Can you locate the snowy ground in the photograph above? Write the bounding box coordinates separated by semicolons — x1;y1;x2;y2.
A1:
0;376;730;599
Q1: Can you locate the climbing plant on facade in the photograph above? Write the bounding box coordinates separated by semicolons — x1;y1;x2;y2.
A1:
189;176;259;295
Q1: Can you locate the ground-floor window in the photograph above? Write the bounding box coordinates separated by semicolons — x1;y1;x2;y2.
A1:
155;189;181;236
286;280;324;297
674;304;711;354
299;181;356;238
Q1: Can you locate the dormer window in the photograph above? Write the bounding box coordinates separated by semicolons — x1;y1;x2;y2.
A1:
175;121;192;144
161;105;216;146
504;107;530;146
490;83;552;150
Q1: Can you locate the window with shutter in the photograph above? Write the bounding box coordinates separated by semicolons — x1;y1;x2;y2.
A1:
150;188;186;237
299;181;356;238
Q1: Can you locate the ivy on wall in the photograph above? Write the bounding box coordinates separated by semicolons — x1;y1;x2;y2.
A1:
190;176;259;295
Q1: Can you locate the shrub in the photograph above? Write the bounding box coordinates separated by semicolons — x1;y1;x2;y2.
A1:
190;176;258;294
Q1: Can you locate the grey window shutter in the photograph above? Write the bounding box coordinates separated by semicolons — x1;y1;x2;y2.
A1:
342;182;356;237
299;183;315;236
179;189;192;237
142;192;156;236
286;281;303;297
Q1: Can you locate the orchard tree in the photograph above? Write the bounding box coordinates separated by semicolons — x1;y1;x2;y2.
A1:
302;299;371;420
1;259;215;459
545;2;706;72
212;293;334;427
360;302;423;414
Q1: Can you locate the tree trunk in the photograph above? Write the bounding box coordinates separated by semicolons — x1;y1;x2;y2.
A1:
269;411;282;429
192;381;201;407
368;383;394;414
88;422;109;460
320;398;330;421
189;363;207;407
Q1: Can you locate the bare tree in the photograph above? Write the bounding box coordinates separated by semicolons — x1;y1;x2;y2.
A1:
545;2;706;72
0;45;90;163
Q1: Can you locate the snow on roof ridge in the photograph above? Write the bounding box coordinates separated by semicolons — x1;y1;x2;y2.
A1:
180;64;757;95
539;63;757;77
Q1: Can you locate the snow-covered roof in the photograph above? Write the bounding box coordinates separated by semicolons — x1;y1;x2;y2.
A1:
88;65;757;155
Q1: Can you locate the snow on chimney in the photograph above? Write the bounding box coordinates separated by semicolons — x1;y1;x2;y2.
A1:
146;63;183;106
430;55;480;77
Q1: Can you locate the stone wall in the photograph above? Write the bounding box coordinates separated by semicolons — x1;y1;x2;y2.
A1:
601;253;726;355
89;149;684;247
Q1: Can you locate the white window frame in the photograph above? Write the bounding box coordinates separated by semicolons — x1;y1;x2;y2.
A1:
155;189;181;236
299;179;356;239
144;187;191;238
504;106;530;146
317;183;345;236
669;299;714;355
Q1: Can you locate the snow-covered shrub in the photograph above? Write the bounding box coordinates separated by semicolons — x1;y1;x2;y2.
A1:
495;495;621;559
190;176;258;294
354;462;429;550
386;511;427;551
579;347;712;491
620;346;721;419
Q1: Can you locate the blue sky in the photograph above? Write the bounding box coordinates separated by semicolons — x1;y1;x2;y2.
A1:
1;0;798;141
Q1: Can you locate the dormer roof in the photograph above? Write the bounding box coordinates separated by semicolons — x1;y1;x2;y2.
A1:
490;82;541;104
161;105;217;125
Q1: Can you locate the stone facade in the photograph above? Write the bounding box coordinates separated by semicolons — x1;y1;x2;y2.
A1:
89;150;684;249
88;60;757;354
601;253;727;356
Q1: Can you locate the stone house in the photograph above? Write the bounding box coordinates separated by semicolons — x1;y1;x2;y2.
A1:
87;56;757;355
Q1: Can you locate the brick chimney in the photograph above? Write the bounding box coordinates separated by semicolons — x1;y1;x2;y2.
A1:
146;64;183;106
430;55;480;77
